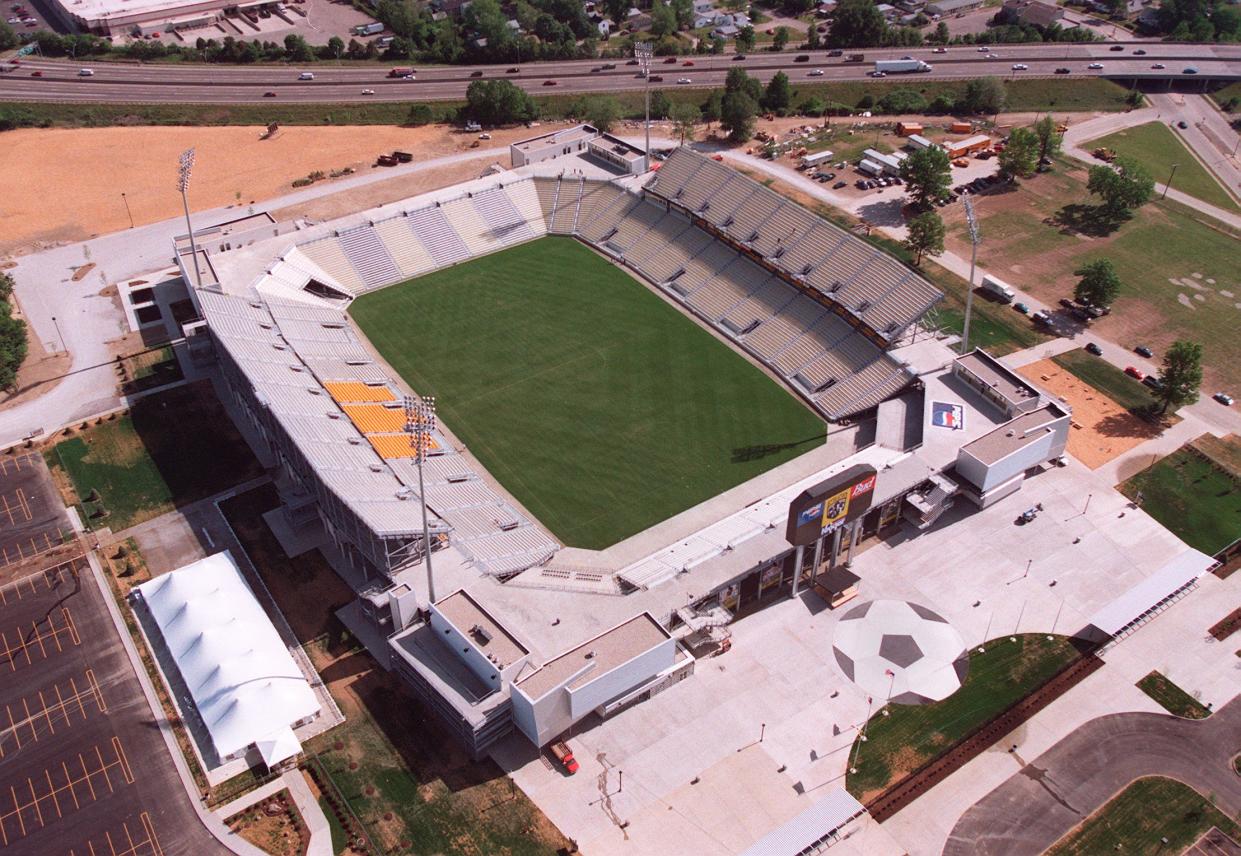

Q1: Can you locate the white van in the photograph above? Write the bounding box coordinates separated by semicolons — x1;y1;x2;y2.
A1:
78;68;95;76
980;274;1015;303
298;71;315;81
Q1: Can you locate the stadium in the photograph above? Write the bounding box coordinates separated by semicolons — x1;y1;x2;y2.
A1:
178;137;1075;762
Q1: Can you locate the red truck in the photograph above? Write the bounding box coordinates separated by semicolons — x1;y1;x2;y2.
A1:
550;741;579;774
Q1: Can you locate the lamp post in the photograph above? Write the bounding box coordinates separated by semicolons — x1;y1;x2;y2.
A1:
50;315;64;353
635;41;653;171
1161;163;1179;200
121;192;134;229
405;395;438;604
178;148;204;292
960;195;981;354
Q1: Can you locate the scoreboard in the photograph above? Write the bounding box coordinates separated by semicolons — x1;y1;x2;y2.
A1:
785;464;878;547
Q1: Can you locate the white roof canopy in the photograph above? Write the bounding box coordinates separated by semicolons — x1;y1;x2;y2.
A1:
137;551;320;763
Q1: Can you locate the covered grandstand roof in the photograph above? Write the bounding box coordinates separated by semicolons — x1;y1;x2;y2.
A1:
136;551;319;765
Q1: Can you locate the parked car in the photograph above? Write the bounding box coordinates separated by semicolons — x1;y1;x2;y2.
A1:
1124;366;1144;380
1213;392;1234;406
1085;342;1103;356
1134;345;1153;358
1013;302;1029;314
1059;298;1076;310
1177;120;1188;129
1143;375;1164;391
833;180;847;188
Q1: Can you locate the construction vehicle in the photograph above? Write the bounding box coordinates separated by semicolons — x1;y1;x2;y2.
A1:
550;741;579;774
1092;147;1117;162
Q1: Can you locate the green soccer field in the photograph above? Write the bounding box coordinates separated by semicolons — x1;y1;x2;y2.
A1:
349;237;826;550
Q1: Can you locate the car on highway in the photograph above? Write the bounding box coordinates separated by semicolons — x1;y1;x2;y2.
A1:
263;90;276;97
506;67;518;73
542;79;557;85
1109;44;1124;51
933;47;947;53
1124;366;1144;380
1055;67;1071;74
1213;392;1235;406
682;60;694;66
1087;62;1103;69
1134;49;1147;55
361;88;374;95
1182;66;1198;74
470;70;483;77
808;68;824;76
649;75;663;82
298;71;314;80
677;77;691;84
602;63;616;69
29;70;41;77
1011;63;1028;70
663;56;678;64
733;53;746;60
977;46;990;51
78;68;95;76
1085;342;1103;356
1151;63;1166;69
869;70;886;77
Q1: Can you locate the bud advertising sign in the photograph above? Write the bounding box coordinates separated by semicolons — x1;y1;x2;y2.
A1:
785;464;878;546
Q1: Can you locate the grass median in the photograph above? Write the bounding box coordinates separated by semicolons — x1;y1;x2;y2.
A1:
1088;121;1239;214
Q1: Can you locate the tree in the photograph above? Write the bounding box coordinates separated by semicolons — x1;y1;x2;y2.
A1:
701;90;723;127
762;71;792;112
736;25;756;53
584;96;621;132
650;89;672;119
0;21;18;51
878;88;927;114
465;79;537;124
997;126;1039;180
283;34;315;62
670;102;700;143
807;23;821;49
1073;258;1121;309
1154;340;1203;413
672;0;694;29
931;20;950;43
725;67;762;102
1087;156;1154;216
326;35;345;59
904;211;946;265
772;26;790;50
828;0;888;47
1032;115;1062;163
650;2;677;37
604;0;629;28
899;145;953;210
407;103;435;125
960;77;1006;115
720;90;758;142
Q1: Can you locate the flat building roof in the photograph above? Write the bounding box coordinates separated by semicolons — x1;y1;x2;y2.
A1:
517;613;669;699
955;350;1041;410
960;403;1067;465
513;124;599;154
436;589;528;669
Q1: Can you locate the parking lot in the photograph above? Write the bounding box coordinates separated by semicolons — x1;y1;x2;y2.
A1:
0;556;226;855
0;452;74;574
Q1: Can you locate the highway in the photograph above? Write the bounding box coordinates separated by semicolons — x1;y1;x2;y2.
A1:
1;41;1239;103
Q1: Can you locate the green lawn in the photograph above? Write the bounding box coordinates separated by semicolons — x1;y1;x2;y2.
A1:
1119;447;1241;555
46;381;264;531
845;634;1083;802
1052;348;1154;413
942;161;1241;393
1136;670;1212;719
1089;122;1239;213
350;237;825;549
1046;777;1240;855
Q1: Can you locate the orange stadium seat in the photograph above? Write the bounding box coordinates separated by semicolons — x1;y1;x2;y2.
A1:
367;432;440;460
342;404;407;434
323;381;396;404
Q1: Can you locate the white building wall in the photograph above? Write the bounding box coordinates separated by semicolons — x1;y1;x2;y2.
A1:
567;638;677;718
429;608;505;693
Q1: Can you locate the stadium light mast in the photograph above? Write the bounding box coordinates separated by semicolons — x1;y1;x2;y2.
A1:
635;41;653;172
960;196;981;355
405;394;438;604
178;148;204;292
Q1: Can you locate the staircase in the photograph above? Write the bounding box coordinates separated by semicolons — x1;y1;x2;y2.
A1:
905;472;959;530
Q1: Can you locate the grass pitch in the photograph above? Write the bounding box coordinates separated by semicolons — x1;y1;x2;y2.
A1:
350;237;826;550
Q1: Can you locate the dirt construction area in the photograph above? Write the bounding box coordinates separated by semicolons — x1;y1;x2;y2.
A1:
1019;358;1162;469
0;122;571;256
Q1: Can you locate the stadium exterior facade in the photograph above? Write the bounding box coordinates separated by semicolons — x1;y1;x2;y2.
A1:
179;147;1070;759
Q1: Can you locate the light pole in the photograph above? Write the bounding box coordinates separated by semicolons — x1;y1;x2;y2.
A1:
405;394;438;604
960;195;981;354
1161;163;1179;200
121;192;134;229
50;315;64;353
178;148;204;292
635;41;653;171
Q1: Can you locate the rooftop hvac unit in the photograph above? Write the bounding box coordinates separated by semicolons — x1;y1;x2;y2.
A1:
471;624;493;644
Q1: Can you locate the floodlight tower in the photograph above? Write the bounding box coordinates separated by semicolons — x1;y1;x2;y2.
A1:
404;394;438;604
178;148;204;292
960;195;981;355
635;41;653;172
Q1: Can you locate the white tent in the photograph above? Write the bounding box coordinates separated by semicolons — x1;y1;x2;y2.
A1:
137;551;320;766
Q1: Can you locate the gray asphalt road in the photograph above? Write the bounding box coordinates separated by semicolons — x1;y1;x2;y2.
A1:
943;698;1241;856
1;41;1239;104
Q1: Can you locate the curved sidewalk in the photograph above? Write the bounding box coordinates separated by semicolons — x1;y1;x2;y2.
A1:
943;698;1241;856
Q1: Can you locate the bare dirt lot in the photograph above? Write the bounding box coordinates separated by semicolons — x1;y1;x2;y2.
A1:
0;122;570;255
1019;358;1162;469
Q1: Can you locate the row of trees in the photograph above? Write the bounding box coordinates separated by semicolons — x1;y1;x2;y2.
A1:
0;273;27;392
